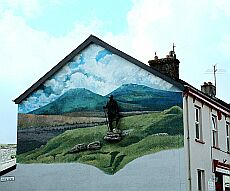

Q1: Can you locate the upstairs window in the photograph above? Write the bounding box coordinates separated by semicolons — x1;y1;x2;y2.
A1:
195;106;202;140
212;115;218;147
226;122;230;152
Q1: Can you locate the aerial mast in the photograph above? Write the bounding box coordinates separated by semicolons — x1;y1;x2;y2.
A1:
205;64;226;96
213;64;217;88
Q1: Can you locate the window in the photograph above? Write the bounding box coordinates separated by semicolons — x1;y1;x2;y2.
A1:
197;169;205;191
195;106;202;140
212;115;218;147
227;122;230;152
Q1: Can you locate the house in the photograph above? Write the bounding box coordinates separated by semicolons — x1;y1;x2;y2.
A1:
14;35;229;191
183;83;230;191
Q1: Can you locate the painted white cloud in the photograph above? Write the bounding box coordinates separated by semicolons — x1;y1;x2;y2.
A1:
19;43;180;113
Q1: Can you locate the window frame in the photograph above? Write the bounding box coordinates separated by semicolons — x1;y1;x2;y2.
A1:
226;122;230;152
211;115;218;148
195;105;203;141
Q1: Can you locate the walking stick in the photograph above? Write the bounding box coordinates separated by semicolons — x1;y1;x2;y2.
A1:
103;108;109;131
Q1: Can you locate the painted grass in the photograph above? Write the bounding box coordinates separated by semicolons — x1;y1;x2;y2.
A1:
17;106;183;174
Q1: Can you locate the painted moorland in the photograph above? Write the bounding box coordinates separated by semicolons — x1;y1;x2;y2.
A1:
17;84;183;155
17;106;183;175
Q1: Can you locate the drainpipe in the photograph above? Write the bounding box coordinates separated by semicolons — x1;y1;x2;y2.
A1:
184;91;192;191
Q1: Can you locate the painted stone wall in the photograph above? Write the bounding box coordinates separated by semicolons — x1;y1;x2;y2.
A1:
17;43;185;190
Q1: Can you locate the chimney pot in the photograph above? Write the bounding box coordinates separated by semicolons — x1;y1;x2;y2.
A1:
169;51;174;57
201;82;216;97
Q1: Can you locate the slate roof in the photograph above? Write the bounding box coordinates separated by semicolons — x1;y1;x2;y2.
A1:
13;35;229;112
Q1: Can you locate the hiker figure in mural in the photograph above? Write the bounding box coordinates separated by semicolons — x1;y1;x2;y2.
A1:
104;95;119;131
103;95;122;141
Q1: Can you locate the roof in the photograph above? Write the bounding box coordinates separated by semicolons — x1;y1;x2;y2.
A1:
13;35;184;104
183;83;230;115
13;35;230;114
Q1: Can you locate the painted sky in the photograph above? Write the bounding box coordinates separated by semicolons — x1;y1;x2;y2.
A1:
19;44;179;114
1;0;230;143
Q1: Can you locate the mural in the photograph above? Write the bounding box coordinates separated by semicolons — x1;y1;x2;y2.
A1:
17;44;184;183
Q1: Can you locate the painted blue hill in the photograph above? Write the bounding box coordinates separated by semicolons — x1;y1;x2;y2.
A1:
30;84;182;115
30;88;107;115
109;84;182;112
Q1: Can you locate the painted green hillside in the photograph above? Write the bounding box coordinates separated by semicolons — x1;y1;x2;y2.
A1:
18;106;183;174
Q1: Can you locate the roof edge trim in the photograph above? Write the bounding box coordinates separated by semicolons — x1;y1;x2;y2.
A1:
184;85;230;115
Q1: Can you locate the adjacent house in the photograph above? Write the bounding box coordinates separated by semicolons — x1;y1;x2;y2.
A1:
183;83;230;191
14;35;230;191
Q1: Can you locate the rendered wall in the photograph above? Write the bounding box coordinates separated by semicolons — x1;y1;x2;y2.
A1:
17;43;185;191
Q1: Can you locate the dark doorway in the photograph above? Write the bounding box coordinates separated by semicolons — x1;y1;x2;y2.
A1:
215;172;223;191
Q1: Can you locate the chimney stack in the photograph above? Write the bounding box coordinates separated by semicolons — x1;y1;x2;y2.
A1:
201;82;216;97
148;49;180;80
